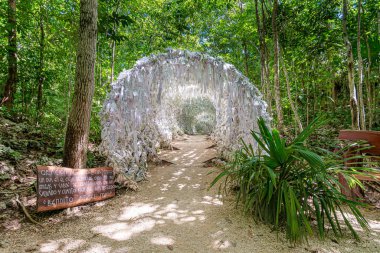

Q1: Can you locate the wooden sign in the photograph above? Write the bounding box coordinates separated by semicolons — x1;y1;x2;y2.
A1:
37;166;115;212
339;130;380;155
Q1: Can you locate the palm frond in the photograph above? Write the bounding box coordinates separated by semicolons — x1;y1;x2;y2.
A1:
210;117;369;244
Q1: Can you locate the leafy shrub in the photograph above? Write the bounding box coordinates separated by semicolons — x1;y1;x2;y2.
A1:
0;144;22;162
211;117;369;244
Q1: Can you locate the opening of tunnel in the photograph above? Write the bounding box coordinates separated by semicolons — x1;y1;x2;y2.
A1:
100;49;270;181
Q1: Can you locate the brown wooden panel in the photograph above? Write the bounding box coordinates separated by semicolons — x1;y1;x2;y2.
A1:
37;166;115;212
338;130;380;155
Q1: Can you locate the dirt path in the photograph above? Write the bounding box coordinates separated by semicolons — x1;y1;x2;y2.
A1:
2;135;380;253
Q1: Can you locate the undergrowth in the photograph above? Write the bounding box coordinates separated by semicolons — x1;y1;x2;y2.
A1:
211;117;372;244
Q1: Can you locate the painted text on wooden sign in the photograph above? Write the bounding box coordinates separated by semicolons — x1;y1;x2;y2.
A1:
37;166;115;212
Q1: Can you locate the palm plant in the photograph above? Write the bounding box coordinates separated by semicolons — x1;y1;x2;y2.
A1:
211;117;369;244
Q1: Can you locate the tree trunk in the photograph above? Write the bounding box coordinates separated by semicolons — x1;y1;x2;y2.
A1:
238;2;249;78
110;0;121;85
36;1;45;122
342;0;359;130
2;0;17;109
304;69;309;126
242;40;249;77
364;34;373;129
281;55;303;132
357;0;365;130
255;0;267;99
63;0;98;168
260;0;271;113
110;40;115;84
360;6;373;129
272;0;283;131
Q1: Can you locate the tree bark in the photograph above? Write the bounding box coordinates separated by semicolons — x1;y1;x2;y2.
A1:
364;34;373;129
255;0;267;99
63;0;98;168
281;55;303;132
238;2;249;78
2;0;17;108
260;0;271;113
110;40;115;84
242;40;249;77
342;0;359;130
36;1;45;122
357;0;365;130
110;0;121;85
272;0;283;131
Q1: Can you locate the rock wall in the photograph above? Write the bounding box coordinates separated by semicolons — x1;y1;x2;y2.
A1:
100;49;270;181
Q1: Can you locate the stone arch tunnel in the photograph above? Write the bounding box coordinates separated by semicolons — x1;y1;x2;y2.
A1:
100;49;270;181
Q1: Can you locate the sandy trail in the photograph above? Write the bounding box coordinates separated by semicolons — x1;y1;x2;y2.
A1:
1;135;380;253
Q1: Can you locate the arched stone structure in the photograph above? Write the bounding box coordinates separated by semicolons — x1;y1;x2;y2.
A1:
100;49;269;181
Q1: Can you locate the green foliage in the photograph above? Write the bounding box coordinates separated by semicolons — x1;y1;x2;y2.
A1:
177;97;216;135
211;117;370;244
0;0;379;162
0;144;22;162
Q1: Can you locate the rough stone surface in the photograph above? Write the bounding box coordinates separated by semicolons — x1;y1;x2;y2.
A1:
100;49;270;181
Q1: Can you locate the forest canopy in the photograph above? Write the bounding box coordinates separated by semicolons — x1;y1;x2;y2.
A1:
0;0;379;146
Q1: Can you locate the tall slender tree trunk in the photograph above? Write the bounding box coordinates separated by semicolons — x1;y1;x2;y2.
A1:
281;54;303;132
110;0;121;85
304;67;309;126
36;1;45;122
360;6;373;129
63;0;98;168
110;40;115;84
364;34;374;129
2;0;17;109
272;0;283;131
260;0;271;113
357;0;365;130
238;2;249;78
255;0;267;101
342;0;359;130
242;40;250;77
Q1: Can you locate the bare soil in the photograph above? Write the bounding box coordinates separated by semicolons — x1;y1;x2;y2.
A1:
1;135;380;253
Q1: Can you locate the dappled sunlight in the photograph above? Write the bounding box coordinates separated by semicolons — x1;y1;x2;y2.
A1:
336;211;380;233
160;183;171;191
173;170;183;176
118;202;159;220
151;236;175;246
92;218;156;241
209;229;237;251
183;150;196;157
6;135;380;253
212;239;232;250
368;218;380;233
192;183;201;189
192;209;204;215
179;216;197;223
200;195;223;206
159;139;217;167
91;198;208;242
177;183;186;190
40;238;85;253
80;243;111;253
168;176;178;182
109;247;130;253
211;230;224;238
